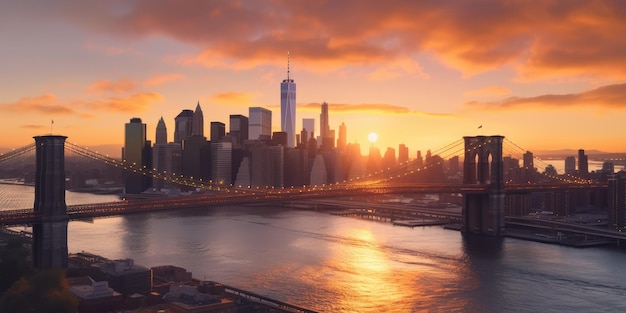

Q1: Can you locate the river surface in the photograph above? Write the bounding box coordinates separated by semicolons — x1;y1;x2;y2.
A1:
2;184;626;312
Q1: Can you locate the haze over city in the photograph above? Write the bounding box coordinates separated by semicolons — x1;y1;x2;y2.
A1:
2;1;626;156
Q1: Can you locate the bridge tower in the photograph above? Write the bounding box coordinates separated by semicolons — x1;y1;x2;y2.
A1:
462;135;505;236
32;135;68;269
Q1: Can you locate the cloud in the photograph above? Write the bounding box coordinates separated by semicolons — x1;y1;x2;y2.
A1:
464;86;512;98
0;92;164;116
297;102;452;117
0;94;77;115
52;1;626;80
210;92;255;107
465;83;626;110
80;92;165;112
144;73;185;86
86;79;137;94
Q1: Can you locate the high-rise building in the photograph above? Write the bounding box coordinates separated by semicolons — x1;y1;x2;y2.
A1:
398;144;409;164
155;117;167;145
249;107;272;140
578;149;588;177
303;118;315;140
123;118;151;194
565;156;576;175
192;102;204;137
229;114;249;146
281;53;296;148
320;102;330;143
174;110;194;143
153;117;182;189
523;151;534;170
337;122;347;151
211;142;232;185
210;122;225;142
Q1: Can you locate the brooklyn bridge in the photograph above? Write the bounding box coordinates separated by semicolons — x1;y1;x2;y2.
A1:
0;134;623;269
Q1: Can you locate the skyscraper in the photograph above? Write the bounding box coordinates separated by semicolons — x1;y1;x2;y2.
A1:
174;109;194;143
192;102;204;137
320;102;330;141
578;149;588;177
337;122;347;151
153;117;181;189
398;144;409;163
281;52;296;148
303;118;315;140
565;156;576;175
229;114;249;146
210;121;225;142
124;118;151;194
249;107;272;140
155;116;167;145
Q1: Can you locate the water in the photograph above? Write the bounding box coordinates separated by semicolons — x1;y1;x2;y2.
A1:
3;184;626;312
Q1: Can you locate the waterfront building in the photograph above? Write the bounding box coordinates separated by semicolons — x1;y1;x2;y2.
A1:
565;156;576;175
210;121;225;143
93;259;151;295
248;107;272;141
123;118;151;194
174;110;194;143
578;149;589;177
281;53;297;148
69;277;123;313
211;142;232;185
608;171;626;228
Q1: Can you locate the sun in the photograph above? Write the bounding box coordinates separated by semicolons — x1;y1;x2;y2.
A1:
368;132;378;143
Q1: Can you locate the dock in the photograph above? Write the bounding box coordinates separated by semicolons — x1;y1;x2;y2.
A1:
392;219;448;227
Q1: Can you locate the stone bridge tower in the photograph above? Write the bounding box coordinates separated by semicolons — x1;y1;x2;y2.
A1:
32;135;68;269
462;135;505;236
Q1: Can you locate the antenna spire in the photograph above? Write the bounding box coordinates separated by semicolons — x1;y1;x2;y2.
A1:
287;51;290;80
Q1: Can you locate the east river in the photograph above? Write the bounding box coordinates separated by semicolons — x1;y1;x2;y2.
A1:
2;184;626;312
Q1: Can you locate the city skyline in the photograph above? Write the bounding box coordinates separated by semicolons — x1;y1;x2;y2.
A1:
2;1;626;155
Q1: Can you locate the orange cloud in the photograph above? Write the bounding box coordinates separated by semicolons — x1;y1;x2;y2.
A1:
86;79;137;94
210;92;255;107
144;73;185;86
81;92;165;112
55;1;626;80
1;92;164;116
0;94;76;115
466;83;626;110
297;102;453;117
464;86;512;98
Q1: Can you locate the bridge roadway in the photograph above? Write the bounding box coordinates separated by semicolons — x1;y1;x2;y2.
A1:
0;183;484;225
0;182;607;227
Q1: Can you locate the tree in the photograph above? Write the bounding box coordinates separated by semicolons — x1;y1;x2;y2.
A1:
0;238;33;293
0;269;78;313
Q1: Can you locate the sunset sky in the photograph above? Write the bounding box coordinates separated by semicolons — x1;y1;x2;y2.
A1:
2;1;626;157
